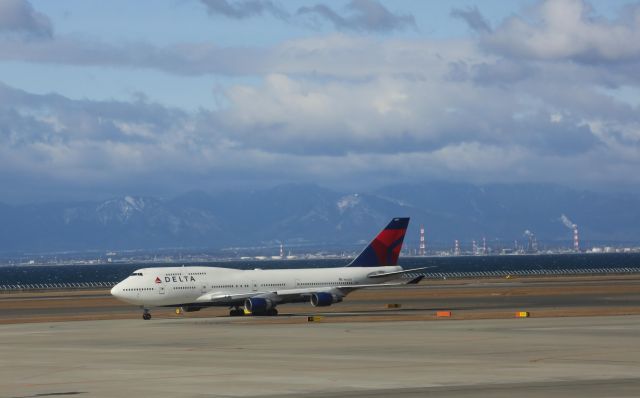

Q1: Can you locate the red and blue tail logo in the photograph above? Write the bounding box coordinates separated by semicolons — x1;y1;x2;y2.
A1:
348;218;410;267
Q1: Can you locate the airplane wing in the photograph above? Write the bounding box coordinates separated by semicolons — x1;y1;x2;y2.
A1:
274;278;421;300
196;276;425;306
195;291;264;305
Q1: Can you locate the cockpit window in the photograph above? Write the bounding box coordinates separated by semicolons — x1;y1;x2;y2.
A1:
130;272;143;276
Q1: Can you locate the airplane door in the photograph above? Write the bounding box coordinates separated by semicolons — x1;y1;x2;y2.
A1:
159;285;165;295
201;284;207;294
251;280;258;291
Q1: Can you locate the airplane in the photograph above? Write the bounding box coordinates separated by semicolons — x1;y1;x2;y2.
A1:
111;217;427;320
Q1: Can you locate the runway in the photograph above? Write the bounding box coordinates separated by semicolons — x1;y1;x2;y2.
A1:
1;275;639;397
1;315;639;397
1;274;640;323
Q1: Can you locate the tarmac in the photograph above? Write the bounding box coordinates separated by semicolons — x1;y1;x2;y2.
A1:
1;315;639;397
1;275;639;397
2;274;640;323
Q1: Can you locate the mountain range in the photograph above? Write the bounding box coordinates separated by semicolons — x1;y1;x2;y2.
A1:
1;183;639;254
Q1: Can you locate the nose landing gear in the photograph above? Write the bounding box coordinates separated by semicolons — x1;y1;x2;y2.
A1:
142;308;151;320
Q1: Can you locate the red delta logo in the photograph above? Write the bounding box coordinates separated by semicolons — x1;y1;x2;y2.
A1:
155;277;162;284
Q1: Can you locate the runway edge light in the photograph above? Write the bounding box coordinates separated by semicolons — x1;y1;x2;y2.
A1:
516;311;530;318
436;311;452;318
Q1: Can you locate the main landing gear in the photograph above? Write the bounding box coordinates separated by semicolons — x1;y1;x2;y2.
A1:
142;308;151;320
229;307;244;317
265;308;278;316
250;308;279;316
229;307;279;316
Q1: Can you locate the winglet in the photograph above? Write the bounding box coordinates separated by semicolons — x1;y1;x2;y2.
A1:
347;218;410;267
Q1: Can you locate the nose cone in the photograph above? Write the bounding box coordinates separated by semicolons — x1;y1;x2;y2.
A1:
110;283;121;298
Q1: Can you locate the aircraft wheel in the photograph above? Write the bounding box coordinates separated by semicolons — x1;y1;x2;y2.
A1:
229;308;243;317
142;313;151;320
267;308;278;316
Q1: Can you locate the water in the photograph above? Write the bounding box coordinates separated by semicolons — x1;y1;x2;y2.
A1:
1;253;639;285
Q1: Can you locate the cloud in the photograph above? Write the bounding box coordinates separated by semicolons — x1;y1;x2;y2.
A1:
198;0;416;33
297;0;416;32
1;74;639;202
2;0;640;201
0;37;271;76
199;0;289;20
481;0;640;63
0;0;53;38
0;31;468;78
450;6;492;33
0;82;224;200
216;69;606;158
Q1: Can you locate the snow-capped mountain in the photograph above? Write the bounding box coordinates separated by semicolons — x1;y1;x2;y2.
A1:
96;196;149;224
0;183;639;253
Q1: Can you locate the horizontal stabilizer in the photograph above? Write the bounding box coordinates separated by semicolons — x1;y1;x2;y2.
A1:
367;266;434;279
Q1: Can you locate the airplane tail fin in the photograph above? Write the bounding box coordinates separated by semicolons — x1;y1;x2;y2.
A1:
347;217;410;267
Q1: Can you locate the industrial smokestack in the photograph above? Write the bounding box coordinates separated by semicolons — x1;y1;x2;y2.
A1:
560;214;579;252
419;225;426;256
524;230;537;253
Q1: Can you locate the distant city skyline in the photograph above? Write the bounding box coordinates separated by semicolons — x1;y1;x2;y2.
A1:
1;0;640;203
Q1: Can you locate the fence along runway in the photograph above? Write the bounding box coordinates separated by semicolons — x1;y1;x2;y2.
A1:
2;267;640;291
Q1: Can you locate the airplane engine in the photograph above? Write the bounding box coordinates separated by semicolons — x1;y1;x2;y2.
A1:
244;297;274;314
310;292;343;307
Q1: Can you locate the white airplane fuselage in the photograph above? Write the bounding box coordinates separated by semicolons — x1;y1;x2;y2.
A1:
111;265;402;308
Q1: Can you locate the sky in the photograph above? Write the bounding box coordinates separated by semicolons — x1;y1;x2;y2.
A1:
1;0;640;203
